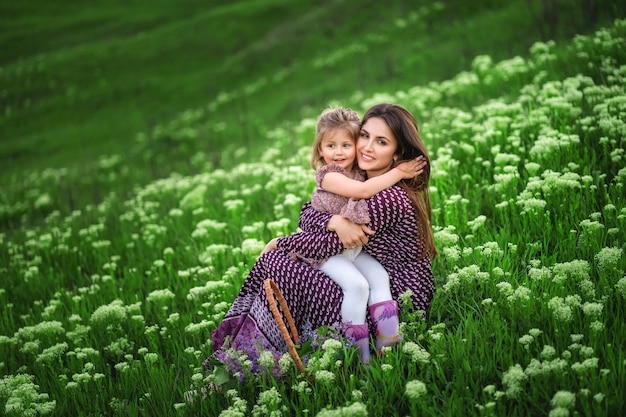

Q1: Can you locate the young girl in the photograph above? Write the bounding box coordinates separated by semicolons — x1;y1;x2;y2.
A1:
264;107;425;362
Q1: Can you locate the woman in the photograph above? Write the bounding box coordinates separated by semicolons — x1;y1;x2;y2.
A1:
211;103;437;358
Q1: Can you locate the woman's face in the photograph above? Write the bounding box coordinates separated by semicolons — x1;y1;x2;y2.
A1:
356;117;399;178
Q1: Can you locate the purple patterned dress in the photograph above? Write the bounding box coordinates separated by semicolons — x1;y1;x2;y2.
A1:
211;185;434;353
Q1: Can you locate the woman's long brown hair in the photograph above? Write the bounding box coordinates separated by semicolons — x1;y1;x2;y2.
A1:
361;103;438;259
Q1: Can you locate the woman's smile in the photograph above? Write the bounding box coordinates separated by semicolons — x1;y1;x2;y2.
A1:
359;152;374;162
357;117;398;177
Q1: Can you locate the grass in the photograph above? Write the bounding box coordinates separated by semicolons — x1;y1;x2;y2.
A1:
1;1;626;416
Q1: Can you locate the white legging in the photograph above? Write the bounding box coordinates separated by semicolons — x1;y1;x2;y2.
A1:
318;249;392;325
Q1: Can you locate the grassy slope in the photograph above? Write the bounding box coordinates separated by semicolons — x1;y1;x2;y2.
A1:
0;0;312;170
2;0;624;174
0;0;625;235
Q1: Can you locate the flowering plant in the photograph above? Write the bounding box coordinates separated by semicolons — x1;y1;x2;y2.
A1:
188;322;351;402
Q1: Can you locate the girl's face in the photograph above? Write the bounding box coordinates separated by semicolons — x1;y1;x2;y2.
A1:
357;117;399;177
320;129;356;171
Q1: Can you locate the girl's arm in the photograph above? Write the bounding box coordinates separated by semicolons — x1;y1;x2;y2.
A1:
321;157;425;199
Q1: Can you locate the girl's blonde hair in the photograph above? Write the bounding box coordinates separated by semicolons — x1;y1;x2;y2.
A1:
310;107;361;170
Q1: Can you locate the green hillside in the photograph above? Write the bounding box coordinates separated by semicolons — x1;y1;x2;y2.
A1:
1;1;625;416
1;0;622;174
2;0;624;232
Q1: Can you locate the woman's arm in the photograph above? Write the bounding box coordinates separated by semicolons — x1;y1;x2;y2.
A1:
278;187;411;258
289;184;413;256
257;204;336;258
321;157;425;199
365;186;413;233
297;202;372;245
300;184;411;234
275;230;344;258
297;202;333;232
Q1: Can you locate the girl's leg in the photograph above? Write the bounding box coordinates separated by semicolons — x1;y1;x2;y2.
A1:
352;252;400;352
318;255;371;362
352;252;392;305
318;255;369;324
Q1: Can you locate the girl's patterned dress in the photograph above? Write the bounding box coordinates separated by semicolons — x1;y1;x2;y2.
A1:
292;163;369;267
311;163;370;224
211;185;434;354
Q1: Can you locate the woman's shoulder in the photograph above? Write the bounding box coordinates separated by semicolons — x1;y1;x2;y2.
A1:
372;184;408;199
369;185;413;208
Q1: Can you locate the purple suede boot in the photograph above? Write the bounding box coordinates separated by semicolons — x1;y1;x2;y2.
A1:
345;323;371;363
369;300;401;352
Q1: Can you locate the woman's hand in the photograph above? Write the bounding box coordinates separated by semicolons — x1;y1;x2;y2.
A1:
260;238;278;255
327;215;374;249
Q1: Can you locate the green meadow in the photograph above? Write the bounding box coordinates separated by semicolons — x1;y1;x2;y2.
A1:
1;0;625;416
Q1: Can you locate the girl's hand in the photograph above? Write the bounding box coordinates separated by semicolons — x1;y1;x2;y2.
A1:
395;156;427;179
261;238;278;255
327;215;374;249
